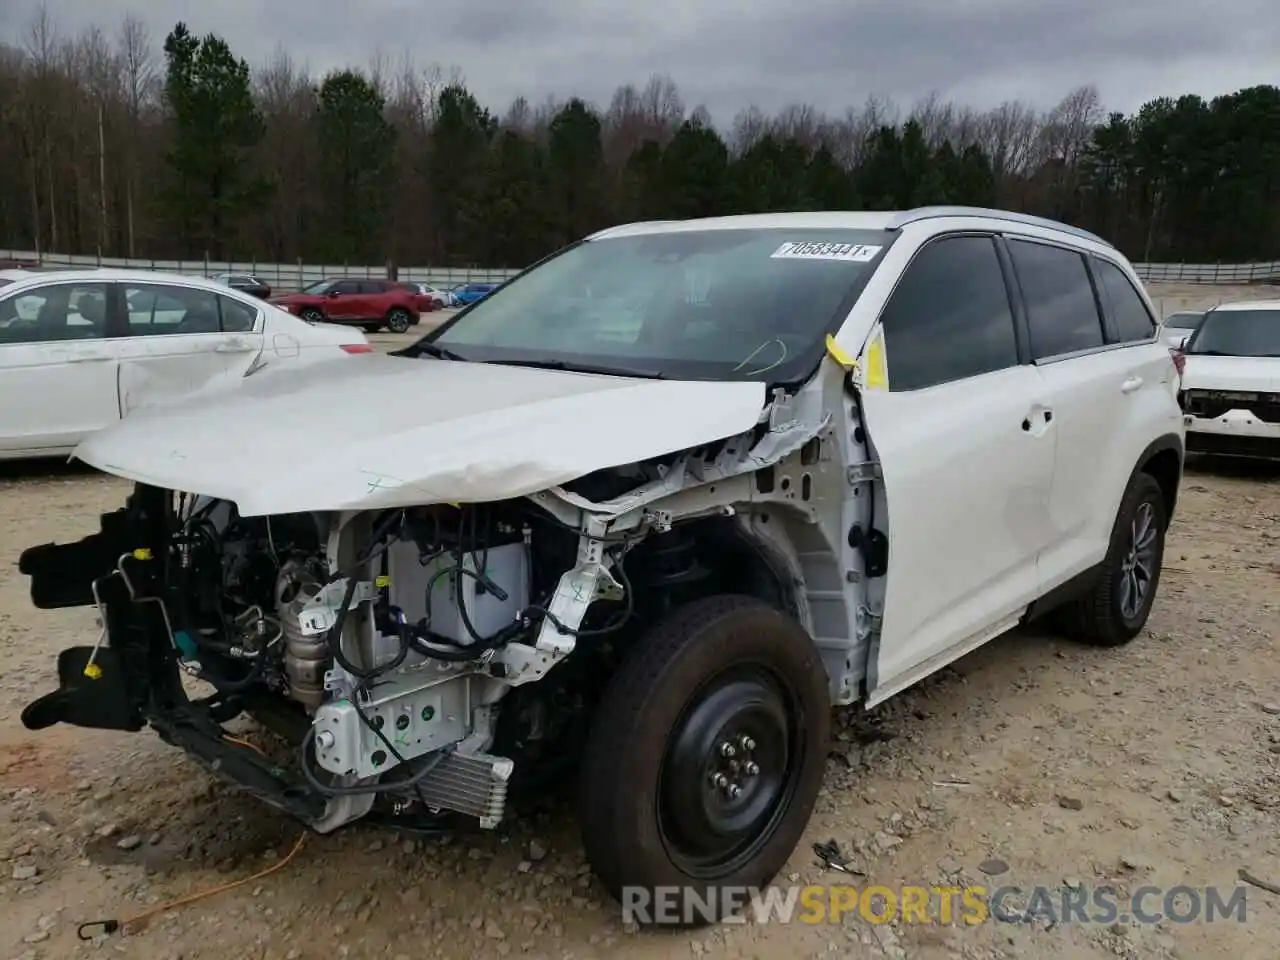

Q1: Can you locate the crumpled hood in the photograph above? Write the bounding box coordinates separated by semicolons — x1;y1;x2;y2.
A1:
1181;355;1280;393
74;356;767;516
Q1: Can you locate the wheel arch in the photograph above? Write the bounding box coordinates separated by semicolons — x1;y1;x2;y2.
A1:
1130;432;1184;529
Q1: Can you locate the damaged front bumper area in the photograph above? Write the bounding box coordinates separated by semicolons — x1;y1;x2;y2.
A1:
17;484;334;824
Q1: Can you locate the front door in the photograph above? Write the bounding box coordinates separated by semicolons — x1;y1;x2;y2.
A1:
324;280;364;321
855;234;1058;705
0;281;120;454
113;281;265;415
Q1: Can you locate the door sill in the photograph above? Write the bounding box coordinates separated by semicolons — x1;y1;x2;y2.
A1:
865;610;1026;708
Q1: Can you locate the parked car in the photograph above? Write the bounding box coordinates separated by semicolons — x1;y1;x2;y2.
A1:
17;207;1184;928
1178;300;1280;460
393;281;444;314
211;273;272;300
269;278;420;333
453;282;497;305
1160;309;1205;347
0;269;371;460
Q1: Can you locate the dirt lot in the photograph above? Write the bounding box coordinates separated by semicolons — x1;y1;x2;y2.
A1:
1;283;1278;960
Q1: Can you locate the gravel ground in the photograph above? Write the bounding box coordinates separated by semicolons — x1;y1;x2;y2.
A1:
1;284;1278;960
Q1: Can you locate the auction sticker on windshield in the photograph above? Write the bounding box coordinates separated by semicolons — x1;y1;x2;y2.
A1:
771;241;882;262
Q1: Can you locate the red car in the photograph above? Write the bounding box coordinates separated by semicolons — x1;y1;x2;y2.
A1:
394;282;445;315
269;278;420;333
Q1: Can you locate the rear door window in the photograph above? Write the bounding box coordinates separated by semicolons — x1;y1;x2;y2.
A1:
1007;239;1106;359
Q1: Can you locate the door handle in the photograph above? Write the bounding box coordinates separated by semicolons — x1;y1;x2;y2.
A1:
1022;408;1053;432
1121;376;1144;393
67;350;112;362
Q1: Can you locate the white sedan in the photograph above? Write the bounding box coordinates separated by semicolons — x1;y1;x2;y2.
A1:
0;269;373;461
1179;300;1280;460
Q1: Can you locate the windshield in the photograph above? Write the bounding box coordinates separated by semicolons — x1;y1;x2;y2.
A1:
416;228;894;381
1163;312;1203;329
1185;309;1280;357
300;280;337;295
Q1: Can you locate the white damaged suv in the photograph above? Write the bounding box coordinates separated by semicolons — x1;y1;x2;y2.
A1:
19;207;1185;924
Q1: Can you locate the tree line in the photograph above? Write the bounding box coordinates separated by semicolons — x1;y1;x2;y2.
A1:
2;9;1278;269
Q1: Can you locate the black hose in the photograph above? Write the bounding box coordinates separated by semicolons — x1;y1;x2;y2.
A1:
298;725;452;796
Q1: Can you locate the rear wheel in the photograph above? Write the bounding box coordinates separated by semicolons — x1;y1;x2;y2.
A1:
1062;472;1167;646
578;595;830;927
385;309;412;334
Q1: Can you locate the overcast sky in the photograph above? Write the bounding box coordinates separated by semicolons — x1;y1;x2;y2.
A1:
3;0;1277;125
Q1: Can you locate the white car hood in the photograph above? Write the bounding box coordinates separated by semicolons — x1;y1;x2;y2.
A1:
1181;355;1280;393
74;356;767;516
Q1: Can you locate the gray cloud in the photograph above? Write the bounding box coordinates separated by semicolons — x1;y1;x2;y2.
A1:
2;0;1276;125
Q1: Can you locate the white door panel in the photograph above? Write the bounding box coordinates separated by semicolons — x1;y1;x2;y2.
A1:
1034;345;1180;587
0;281;119;454
862;364;1056;703
116;283;264;416
115;333;262;415
0;343;120;453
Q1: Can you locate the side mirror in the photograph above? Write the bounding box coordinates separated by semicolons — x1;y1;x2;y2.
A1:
327;290;341;298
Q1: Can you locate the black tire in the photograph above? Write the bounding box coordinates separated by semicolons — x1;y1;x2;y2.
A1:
1062;472;1168;646
299;308;324;324
361;322;382;333
578;595;830;928
385;309;412;334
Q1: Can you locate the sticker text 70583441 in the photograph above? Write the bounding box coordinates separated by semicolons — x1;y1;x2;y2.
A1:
770;241;883;262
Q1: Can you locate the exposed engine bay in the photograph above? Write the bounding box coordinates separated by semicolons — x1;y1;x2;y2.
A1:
17;428;834;834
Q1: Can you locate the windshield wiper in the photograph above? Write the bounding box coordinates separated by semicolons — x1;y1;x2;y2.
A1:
395;342;470;361
483;358;667;379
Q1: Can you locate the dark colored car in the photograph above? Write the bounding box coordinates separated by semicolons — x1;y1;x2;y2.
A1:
269;278;420;333
211;273;272;300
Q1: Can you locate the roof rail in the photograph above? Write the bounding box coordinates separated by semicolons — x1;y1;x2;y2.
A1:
888;206;1111;246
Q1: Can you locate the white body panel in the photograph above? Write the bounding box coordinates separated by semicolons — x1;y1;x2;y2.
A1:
74;355;767;516
0;270;369;459
858;365;1055;702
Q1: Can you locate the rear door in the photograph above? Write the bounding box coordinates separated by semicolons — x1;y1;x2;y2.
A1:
857;233;1057;704
0;281;120;453
1002;237;1176;591
357;280;389;320
113;281;265;416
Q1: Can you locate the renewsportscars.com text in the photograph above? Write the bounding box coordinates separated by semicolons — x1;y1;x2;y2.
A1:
621;883;1249;926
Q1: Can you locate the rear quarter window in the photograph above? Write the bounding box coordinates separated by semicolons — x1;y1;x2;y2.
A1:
1094;258;1156;343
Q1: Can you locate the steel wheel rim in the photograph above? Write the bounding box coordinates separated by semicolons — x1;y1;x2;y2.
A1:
1119;500;1158;620
301;309;322;323
656;664;803;879
389;311;409;332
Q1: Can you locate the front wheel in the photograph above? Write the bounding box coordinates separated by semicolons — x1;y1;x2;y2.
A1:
299;308;324;324
1062;472;1168;646
578;595;830;927
385;309;412;334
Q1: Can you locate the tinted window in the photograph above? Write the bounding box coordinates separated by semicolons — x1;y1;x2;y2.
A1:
879;235;1019;391
332;280;361;295
219;295;257;332
1094;258;1155;342
1008;239;1105;359
125;284;221;335
358;281;386;294
0;283;109;344
1185;309;1280;357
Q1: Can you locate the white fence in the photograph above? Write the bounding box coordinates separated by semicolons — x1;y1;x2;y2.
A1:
0;250;520;293
4;249;1280;290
